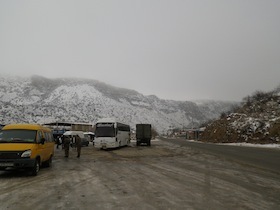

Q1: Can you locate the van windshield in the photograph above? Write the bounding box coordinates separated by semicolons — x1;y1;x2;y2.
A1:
95;123;115;137
0;130;37;143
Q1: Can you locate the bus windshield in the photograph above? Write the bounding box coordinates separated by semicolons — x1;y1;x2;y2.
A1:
95;123;115;137
0;130;37;143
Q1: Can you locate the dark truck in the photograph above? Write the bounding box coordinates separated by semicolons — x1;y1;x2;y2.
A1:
136;124;152;146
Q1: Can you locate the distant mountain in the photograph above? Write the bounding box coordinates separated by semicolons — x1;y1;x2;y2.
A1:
200;89;280;143
0;75;237;133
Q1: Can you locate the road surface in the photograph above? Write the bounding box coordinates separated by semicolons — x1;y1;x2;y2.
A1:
0;139;279;210
160;137;280;174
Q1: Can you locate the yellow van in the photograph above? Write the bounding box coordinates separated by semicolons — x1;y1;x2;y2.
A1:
0;124;55;175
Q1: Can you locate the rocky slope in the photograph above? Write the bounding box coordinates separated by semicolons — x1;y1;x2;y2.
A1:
200;89;280;143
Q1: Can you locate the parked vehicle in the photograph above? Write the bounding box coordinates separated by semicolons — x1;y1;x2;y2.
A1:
94;118;130;149
84;132;95;146
0;124;55;175
136;124;152;146
82;138;89;146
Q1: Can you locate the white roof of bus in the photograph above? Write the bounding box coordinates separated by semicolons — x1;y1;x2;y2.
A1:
96;118;129;126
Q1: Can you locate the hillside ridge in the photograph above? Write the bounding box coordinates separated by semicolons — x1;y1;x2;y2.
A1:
0;75;236;133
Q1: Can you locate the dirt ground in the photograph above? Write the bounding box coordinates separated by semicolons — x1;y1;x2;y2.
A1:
0;139;280;210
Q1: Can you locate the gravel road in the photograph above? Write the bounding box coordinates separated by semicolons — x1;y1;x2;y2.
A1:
0;139;279;210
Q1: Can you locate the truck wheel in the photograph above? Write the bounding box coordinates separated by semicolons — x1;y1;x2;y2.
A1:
31;159;40;176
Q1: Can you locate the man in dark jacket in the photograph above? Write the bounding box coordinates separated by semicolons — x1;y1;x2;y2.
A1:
75;135;82;158
64;135;70;157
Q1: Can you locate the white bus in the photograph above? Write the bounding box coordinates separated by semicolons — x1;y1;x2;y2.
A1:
94;118;130;149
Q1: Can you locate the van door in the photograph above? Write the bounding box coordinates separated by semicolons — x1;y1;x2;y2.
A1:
37;130;47;162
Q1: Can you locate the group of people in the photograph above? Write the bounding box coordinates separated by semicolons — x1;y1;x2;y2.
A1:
56;135;82;158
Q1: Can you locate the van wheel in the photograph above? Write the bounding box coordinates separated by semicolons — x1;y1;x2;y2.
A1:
31;159;40;176
45;156;52;167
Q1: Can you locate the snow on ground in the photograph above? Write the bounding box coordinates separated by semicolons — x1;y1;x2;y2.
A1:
219;142;280;149
186;139;280;149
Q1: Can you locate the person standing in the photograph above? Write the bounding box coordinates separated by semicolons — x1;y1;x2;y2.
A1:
64;135;70;157
71;135;75;148
56;137;60;149
56;136;62;149
75;134;82;158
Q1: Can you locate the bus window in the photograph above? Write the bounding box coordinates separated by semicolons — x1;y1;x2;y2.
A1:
95;123;115;137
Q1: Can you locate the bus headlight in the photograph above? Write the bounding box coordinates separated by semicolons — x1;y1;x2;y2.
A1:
21;150;32;158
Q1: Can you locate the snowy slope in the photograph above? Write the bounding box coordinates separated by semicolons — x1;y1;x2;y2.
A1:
0;75;236;133
201;90;280;143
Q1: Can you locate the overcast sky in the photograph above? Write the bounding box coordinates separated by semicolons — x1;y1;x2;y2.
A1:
1;0;280;102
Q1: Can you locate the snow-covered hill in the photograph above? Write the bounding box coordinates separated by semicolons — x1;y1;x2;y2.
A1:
201;89;280;143
0;75;236;133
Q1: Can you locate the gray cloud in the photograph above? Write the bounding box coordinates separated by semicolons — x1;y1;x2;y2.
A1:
1;0;280;101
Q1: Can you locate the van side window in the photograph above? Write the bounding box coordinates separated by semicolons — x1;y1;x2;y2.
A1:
37;131;43;143
43;132;48;142
49;133;54;142
45;132;52;142
44;132;53;142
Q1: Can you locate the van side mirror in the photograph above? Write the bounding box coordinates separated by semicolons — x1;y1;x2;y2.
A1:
40;138;46;144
